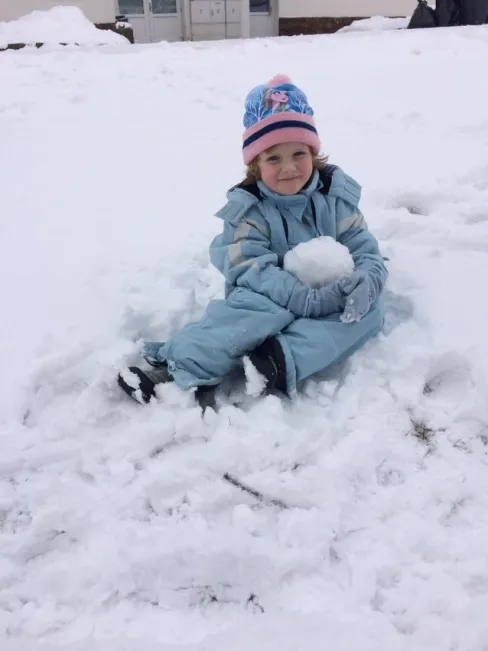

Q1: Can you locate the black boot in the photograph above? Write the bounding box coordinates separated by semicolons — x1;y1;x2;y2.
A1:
195;384;218;412
118;363;174;404
118;363;219;412
248;337;288;395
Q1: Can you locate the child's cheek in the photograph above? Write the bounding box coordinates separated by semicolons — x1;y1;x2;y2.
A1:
260;165;278;190
300;158;313;178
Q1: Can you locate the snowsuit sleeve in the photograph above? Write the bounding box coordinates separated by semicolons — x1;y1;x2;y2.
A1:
336;200;388;303
210;205;344;318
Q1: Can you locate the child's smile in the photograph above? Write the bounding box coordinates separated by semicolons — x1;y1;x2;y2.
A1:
258;142;314;195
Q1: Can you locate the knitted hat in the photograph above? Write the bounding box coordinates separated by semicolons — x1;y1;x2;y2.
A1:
242;74;321;165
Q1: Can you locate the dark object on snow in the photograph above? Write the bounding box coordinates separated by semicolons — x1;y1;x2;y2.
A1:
248;337;288;395
435;0;459;25
118;365;172;404
408;0;438;28
194;385;218;412
223;473;289;510
408;0;488;28
459;0;488;23
95;18;134;44
117;363;218;411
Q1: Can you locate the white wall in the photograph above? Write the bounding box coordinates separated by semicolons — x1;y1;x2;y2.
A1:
0;0;117;24
279;0;417;18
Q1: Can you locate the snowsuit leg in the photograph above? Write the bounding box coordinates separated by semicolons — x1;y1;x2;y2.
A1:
158;287;294;388
277;299;385;393
153;289;384;394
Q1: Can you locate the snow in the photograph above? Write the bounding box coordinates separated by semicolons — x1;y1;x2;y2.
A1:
339;16;410;33
283;236;355;287
243;356;268;397
0;7;128;48
1;22;488;651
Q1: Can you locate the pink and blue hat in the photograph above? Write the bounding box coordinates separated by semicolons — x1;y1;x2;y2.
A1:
242;74;321;165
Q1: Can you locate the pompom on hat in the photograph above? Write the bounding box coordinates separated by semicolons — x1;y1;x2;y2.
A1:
242;74;321;165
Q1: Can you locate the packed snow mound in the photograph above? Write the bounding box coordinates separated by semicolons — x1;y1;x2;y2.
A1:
0;6;128;47
339;16;410;33
283;236;355;287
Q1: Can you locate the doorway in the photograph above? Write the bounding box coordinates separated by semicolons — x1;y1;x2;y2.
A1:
118;0;183;42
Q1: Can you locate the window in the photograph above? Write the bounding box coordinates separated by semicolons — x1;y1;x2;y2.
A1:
151;0;177;13
118;0;144;14
250;0;270;13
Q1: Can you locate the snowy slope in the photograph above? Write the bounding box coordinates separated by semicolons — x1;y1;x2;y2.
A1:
1;23;488;651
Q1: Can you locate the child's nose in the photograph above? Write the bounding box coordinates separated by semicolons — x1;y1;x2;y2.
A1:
282;159;297;171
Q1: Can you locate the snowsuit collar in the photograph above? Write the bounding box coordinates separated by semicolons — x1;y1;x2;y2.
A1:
215;166;362;225
256;170;321;222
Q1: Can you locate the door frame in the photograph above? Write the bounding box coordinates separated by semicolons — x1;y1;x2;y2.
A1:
181;0;191;39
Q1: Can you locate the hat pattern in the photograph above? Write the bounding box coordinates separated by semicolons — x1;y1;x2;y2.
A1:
243;82;314;129
241;75;320;165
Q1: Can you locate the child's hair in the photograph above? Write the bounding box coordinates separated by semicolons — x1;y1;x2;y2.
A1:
243;148;329;185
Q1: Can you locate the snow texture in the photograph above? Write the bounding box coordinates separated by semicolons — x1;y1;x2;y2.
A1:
339;16;410;33
0;7;128;47
1;20;488;651
243;356;268;397
283;236;355;287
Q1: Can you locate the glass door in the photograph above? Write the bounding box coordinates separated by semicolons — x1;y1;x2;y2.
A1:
249;0;277;38
149;0;183;42
118;0;151;42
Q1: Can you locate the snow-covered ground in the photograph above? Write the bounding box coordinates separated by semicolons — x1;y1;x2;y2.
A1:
0;7;128;48
339;16;410;32
1;22;488;651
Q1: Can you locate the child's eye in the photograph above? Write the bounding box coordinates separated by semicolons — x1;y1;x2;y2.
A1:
294;151;306;158
266;155;280;163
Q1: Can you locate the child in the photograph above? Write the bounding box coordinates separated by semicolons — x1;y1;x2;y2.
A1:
118;75;388;411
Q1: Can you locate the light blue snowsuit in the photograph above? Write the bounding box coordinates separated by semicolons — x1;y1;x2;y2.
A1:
148;167;387;393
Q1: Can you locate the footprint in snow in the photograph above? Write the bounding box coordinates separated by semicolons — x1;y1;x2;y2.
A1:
422;352;475;399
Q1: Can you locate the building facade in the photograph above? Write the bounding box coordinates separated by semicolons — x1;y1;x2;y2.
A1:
0;0;417;43
120;0;417;43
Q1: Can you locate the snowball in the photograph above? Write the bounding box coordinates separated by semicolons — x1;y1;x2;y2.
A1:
283;236;354;288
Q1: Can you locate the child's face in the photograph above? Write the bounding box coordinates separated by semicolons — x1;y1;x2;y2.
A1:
258;142;314;195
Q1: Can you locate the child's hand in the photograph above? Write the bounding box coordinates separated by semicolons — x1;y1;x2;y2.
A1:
306;281;346;318
339;271;374;323
288;279;346;319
